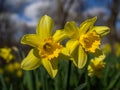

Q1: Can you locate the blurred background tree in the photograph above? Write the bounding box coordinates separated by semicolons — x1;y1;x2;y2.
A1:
0;0;120;54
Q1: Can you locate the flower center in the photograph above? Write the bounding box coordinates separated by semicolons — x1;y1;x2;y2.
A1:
38;37;62;60
79;32;100;53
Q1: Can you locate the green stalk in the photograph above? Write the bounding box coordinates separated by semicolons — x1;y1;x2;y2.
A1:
85;54;90;90
0;75;7;90
66;61;72;90
85;71;90;90
40;67;48;90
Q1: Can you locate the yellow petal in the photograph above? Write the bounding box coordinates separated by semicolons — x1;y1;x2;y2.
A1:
78;45;87;68
42;58;58;78
90;26;110;37
66;39;79;54
21;49;41;70
71;45;87;68
59;47;71;60
61;47;70;56
21;34;40;47
79;16;97;34
64;21;79;39
53;30;67;42
70;45;79;67
36;15;54;40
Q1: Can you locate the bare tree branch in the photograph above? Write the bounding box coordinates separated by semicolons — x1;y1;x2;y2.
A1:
56;0;75;28
107;0;120;42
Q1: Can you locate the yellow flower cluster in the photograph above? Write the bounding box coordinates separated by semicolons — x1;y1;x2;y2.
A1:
102;42;120;57
102;43;111;54
2;62;23;78
114;43;120;57
20;15;110;78
0;47;14;63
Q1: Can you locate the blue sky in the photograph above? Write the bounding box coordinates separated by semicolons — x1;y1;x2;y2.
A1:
6;0;120;29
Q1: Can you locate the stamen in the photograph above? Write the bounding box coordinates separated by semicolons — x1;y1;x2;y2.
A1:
80;32;100;53
38;37;62;60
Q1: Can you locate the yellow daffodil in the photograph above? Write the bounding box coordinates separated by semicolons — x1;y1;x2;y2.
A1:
0;47;14;62
114;42;120;57
21;15;68;78
5;63;14;73
87;55;106;78
16;70;23;77
102;43;111;54
64;17;110;68
0;68;4;74
13;62;21;70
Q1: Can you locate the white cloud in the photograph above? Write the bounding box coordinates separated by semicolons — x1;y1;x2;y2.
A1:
23;0;57;27
25;20;37;27
83;7;109;21
10;14;20;21
10;13;37;28
24;1;51;20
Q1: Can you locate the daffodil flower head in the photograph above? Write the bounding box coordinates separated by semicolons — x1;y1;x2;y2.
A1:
0;68;4;74
38;37;62;60
114;42;120;57
5;63;14;73
21;15;68;78
101;43;111;54
88;56;106;78
16;70;23;78
80;32;100;53
64;16;110;69
13;62;21;70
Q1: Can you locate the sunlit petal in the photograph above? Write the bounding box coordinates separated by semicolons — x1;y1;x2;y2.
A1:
89;26;110;37
36;15;54;40
78;45;87;68
21;49;41;70
21;34;41;47
53;30;67;42
79;16;97;34
64;21;79;39
66;39;79;54
58;47;71;60
71;45;87;68
42;58;58;78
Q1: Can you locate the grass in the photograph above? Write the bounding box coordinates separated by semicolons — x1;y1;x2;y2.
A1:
0;48;120;90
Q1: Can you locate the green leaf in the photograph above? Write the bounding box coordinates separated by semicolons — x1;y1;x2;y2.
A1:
0;75;7;90
107;72;120;90
75;83;87;90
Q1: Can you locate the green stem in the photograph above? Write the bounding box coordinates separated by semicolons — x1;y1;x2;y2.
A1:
85;72;90;90
66;61;72;90
40;67;48;90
